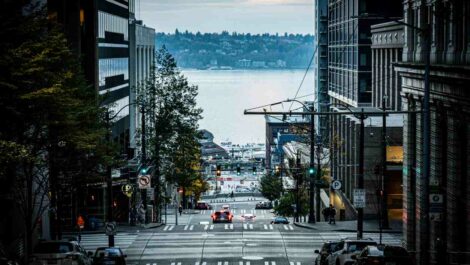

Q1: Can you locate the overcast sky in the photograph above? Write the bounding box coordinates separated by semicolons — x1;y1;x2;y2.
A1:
136;0;315;35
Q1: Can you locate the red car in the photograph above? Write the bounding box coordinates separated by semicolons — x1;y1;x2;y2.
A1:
211;210;233;223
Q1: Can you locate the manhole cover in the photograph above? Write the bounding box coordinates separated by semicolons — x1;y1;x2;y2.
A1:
242;256;264;260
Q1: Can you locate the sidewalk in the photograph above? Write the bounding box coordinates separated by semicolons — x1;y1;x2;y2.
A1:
294;219;403;234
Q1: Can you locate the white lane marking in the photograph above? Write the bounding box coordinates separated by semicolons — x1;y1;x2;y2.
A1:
289;225;294;230
171;263;175;265
263;224;268;230
243;224;247;230
184;225;188;230
265;262;269;265
296;262;301;265
190;225;194;230
272;262;276;265
224;262;228;265
204;225;208;230
195;262;200;265
224;224;228;230
217;262;222;265
269;224;274;230
230;224;233;229
163;226;169;231
233;210;236;214
247;262;251;265
178;263;181;265
289;262;294;265
210;225;214;230
202;210;206;214
249;224;253;229
283;225;289;230
202;263;206;265
168;225;175;231
239;262;243;265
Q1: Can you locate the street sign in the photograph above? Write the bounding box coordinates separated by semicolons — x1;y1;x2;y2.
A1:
331;180;342;190
121;184;134;197
354;189;366;208
138;175;151;189
105;222;116;236
76;215;85;229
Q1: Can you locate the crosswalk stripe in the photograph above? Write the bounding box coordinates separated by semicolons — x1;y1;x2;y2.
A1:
264;224;268;230
289;262;294;265
243;224;247;229
246;262;251;265
195;262;199;265
163;226;169;231
224;262;228;265
284;225;289;230
271;262;276;265
233;210;236;214
204;225;208;230
168;225;175;231
224;224;228;229
189;225;194;230
184;225;188;230
230;224;233;229
249;224;253;229
217;262;222;265
202;263;206;265
265;262;269;265
239;262;243;265
269;224;274;230
210;225;214;230
289;225;294;230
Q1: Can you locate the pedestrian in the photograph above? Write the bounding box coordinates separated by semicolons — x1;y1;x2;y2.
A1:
178;205;183;216
328;204;336;224
322;207;330;222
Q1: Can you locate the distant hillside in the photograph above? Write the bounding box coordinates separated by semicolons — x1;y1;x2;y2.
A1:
156;30;315;70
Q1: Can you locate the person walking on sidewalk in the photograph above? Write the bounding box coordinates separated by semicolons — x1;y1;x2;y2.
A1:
178;205;183;216
322;207;330;222
328;204;336;224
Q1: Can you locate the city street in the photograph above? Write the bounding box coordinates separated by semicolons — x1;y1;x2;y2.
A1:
78;199;402;265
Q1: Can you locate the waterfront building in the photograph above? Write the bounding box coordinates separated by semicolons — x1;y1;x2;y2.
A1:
396;1;470;263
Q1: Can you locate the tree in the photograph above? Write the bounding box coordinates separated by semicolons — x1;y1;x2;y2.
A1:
0;3;108;260
259;174;283;201
274;191;309;218
137;46;203;216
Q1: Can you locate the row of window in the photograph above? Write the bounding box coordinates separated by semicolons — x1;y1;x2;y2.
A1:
99;58;129;86
98;11;129;41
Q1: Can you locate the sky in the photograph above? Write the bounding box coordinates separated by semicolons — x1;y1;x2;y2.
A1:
137;0;315;35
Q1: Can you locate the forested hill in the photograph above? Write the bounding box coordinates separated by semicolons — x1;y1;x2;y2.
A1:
156;30;315;69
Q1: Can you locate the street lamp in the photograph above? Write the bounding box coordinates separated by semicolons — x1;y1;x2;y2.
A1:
104;101;146;246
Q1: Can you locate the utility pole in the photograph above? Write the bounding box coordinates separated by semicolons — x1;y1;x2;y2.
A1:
295;150;301;223
316;141;322;222
357;109;365;239
381;96;389;231
105;111;114;247
308;105;316;223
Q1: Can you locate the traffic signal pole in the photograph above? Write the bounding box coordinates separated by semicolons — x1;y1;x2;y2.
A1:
308;106;316;223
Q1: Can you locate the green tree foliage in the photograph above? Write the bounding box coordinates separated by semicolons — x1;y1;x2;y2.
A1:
259;174;283;201
274;191;309;218
137;46;204;209
0;3;108;258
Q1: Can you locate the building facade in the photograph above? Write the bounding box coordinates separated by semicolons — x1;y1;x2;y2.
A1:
315;0;329;140
396;1;470;264
327;0;402;219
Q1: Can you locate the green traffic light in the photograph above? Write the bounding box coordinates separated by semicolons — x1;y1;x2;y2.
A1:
309;168;315;174
141;168;148;174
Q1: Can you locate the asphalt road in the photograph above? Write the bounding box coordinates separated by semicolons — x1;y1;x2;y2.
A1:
78;199;403;265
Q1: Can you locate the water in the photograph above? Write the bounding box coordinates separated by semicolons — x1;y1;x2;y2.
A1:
182;69;315;145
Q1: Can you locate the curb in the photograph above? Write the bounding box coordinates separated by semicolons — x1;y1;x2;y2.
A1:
294;222;403;234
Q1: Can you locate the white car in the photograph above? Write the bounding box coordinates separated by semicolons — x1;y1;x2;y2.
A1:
326;238;377;265
221;204;230;210
30;240;92;265
241;213;256;222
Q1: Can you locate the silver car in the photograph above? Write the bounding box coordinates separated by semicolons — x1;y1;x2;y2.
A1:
30;240;92;265
327;238;377;265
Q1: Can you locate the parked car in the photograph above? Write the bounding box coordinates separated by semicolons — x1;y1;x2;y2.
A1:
211;210;233;223
30;240;92;265
352;245;413;265
271;217;289;224
255;201;273;209
195;201;213;210
92;247;126;265
327;238;377;265
314;241;339;265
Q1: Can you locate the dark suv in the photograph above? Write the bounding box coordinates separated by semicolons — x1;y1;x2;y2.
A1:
211;211;233;223
314;241;339;265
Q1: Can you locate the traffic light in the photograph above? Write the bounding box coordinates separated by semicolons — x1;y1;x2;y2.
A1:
308;167;316;175
140;166;148;175
252;166;256;175
236;166;241;176
216;165;221;176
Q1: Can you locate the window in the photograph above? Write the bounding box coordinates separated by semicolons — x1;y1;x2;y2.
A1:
360;54;367;66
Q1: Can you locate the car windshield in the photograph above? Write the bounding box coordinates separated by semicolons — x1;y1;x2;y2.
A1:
34;242;74;254
347;242;377;252
95;248;122;257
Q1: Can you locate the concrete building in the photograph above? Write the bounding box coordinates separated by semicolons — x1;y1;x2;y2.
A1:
396;1;470;264
327;0;402;220
370;21;405;223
